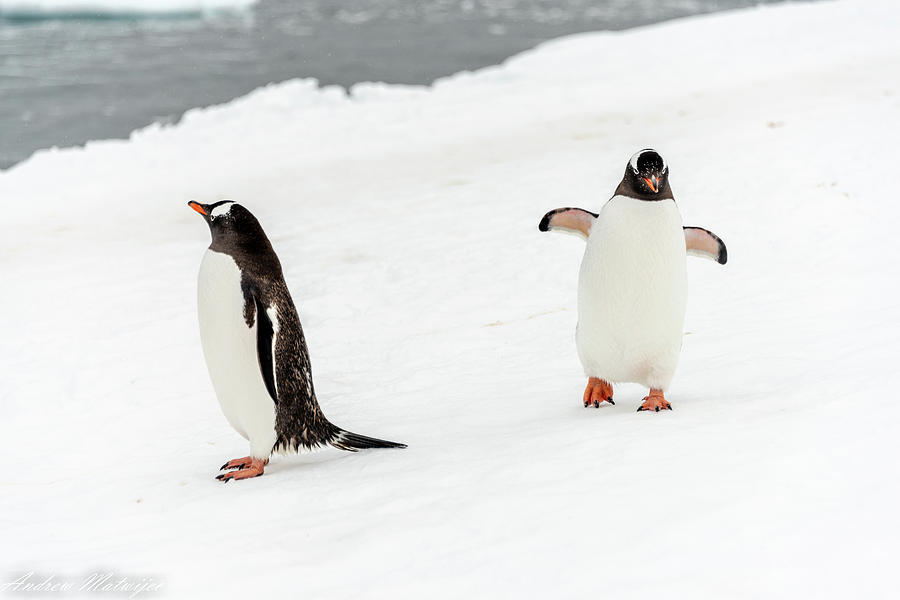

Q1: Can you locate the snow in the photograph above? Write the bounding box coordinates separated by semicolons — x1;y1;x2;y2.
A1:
2;0;900;597
0;0;255;18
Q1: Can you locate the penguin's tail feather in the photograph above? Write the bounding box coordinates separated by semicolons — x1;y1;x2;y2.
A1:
329;428;407;452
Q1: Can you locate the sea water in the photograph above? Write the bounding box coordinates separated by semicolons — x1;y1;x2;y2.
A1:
0;0;799;169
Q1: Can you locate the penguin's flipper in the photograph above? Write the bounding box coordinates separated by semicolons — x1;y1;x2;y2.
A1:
248;291;279;404
538;207;598;239
684;227;727;265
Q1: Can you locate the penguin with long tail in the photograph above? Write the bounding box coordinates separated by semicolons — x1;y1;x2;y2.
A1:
189;200;405;482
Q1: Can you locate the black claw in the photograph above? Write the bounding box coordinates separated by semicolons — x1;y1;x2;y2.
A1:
637;406;644;412
220;463;229;471
655;406;660;412
593;400;600;408
584;401;590;407
215;474;224;481
607;397;615;405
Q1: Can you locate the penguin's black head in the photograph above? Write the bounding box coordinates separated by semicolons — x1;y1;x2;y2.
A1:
623;149;670;198
189;200;241;230
188;200;272;254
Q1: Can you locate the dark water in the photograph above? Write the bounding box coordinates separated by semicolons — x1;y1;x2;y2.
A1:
0;0;793;169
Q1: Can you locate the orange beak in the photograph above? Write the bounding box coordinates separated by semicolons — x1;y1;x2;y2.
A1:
188;201;208;216
643;177;658;193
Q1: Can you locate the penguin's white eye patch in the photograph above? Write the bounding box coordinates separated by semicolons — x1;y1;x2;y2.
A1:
629;149;665;174
629;154;641;173
209;202;235;219
629;149;652;173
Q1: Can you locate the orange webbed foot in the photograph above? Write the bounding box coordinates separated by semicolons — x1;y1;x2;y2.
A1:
583;377;614;408
220;456;252;471
220;456;269;471
637;389;672;412
216;457;268;482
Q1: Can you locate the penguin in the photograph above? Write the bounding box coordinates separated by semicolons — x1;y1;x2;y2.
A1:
189;200;406;481
538;149;726;412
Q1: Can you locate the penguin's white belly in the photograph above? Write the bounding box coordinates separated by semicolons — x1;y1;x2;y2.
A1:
576;196;687;389
197;249;277;457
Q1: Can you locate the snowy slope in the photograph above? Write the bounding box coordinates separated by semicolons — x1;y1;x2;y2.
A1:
2;0;899;597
